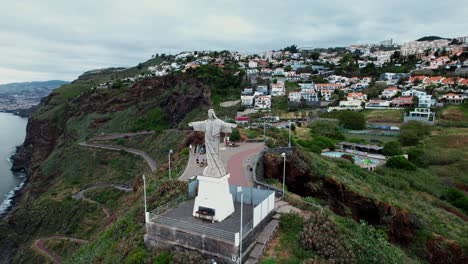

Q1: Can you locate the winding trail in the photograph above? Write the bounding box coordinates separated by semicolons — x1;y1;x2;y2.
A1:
78;142;157;172
71;183;133;218
90;131;155;141
33;132;149;262
33;236;88;264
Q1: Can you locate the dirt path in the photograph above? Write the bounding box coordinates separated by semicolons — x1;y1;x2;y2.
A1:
72;183;133;218
90;131;155;141
33;236;88;263
78;142;157;172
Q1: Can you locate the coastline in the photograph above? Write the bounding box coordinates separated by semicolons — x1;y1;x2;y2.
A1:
0;112;29;218
0;107;34;118
0;150;28;217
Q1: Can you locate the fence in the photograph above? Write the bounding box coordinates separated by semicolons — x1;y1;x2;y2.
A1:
253;192;275;227
154;215;237;242
149;194;189;219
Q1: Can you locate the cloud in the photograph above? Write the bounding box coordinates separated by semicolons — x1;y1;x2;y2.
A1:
0;0;467;83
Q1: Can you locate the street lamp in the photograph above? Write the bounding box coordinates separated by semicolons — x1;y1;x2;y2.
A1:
168;149;173;179
237;186;244;264
281;153;286;198
142;175;149;223
288;120;292;147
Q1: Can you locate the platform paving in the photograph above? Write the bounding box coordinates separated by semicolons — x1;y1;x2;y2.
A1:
155;200;254;235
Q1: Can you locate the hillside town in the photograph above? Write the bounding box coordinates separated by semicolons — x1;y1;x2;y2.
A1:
94;36;467;125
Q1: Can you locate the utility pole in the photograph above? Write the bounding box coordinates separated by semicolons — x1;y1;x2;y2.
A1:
168;149;173;179
142;175;149;223
237;186;244;263
281;153;286;198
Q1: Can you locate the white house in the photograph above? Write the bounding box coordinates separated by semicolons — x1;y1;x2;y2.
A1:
241;95;255;107
440;93;465;104
248;60;258;68
381;87;401;99
339;100;363;110
285;71;300;81
418;95;433;108
403;89;433;108
273;67;284;76
315;83;344;92
288;91;302;102
301;90;319;102
347;92;367;101
271;82;285;96
298;83;315;90
255;95;272;110
246;69;258;75
366;100;391;108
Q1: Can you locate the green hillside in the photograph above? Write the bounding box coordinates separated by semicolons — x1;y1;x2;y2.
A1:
0;54;466;264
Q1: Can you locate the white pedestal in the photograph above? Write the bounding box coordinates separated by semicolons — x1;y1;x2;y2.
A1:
193;174;234;222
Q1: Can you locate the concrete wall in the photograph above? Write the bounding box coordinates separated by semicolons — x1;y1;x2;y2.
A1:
145;222;238;263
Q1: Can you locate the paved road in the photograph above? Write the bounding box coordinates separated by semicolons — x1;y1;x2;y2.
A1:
78;142;157;172
179;142;265;187
33;236;88;264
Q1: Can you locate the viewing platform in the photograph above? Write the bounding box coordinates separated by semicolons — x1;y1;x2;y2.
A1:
144;182;275;263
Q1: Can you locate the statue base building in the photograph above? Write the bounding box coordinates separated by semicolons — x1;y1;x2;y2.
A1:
193;174;235;222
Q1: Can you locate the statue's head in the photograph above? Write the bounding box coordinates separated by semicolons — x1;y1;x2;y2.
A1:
208;109;217;119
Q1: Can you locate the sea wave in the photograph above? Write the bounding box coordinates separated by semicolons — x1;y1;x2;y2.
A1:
0;175;25;215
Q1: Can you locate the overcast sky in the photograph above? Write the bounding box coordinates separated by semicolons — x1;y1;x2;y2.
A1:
0;0;467;84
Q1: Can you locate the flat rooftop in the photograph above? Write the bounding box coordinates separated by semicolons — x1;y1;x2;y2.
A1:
151;199;254;241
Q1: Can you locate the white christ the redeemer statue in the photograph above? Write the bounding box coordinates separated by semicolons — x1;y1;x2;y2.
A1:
189;109;237;178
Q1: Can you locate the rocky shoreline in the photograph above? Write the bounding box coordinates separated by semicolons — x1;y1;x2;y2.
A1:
0;150;28;218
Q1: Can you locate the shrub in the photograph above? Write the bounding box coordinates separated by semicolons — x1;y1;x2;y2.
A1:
399;130;419;146
230;128;240;141
336;111;366;130
125;247;147;264
385;156;417;170
309;120;345;140
349;221;408;264
301;213;355;263
444;188;468;214
297;136;335;153
399;121;431;146
154;251;173;264
382;141;402;156
407;147;428;167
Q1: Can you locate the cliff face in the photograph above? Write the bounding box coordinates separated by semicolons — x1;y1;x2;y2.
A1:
0;73;213;262
12;75;211;173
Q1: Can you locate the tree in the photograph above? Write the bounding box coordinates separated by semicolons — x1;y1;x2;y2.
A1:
230;129;240;141
283;44;298;53
336;111;366;130
309;52;320;61
399;121;431;146
385;156;417;170
284;65;293;72
382;141;402;156
309;120;345;140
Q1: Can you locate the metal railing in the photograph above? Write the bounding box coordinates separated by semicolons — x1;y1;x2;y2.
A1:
242;220;253;239
149;194;189;219
153;215;236;242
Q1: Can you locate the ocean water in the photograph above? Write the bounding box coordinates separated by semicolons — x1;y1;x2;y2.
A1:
0;112;27;215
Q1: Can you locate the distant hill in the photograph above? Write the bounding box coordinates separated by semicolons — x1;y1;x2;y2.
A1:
0;80;69;95
0;80;69;116
416;36;447;41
